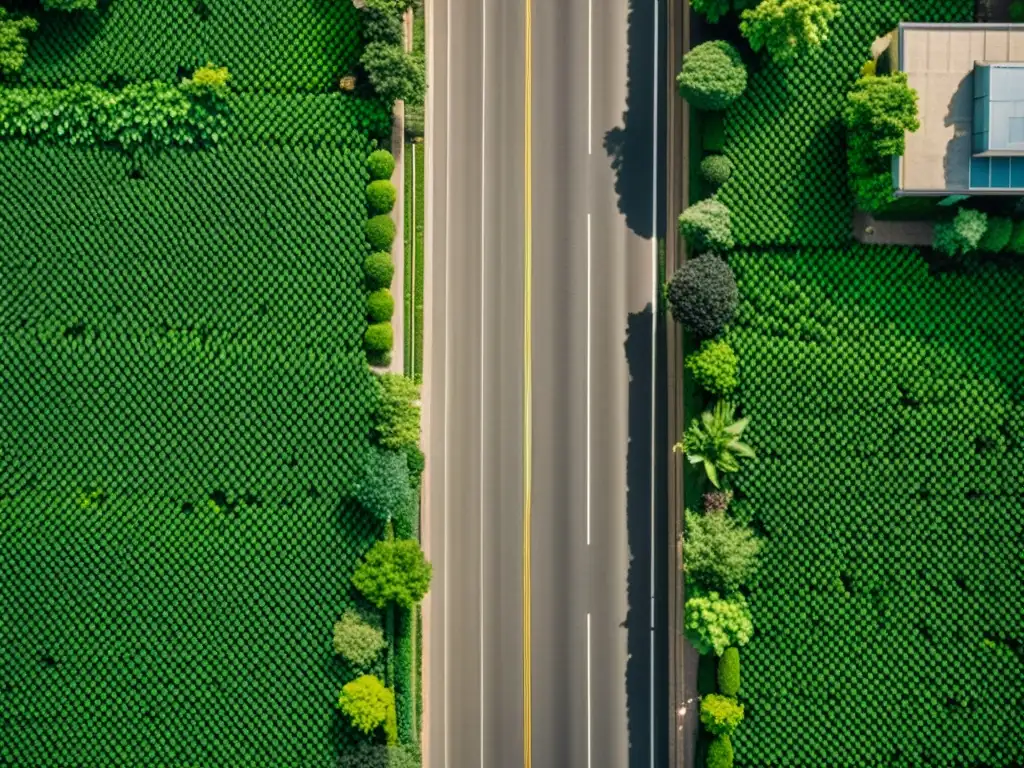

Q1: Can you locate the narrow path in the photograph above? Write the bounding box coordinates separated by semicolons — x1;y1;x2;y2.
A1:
853;210;935;246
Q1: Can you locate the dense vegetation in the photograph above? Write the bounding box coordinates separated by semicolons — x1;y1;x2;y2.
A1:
0;0;425;765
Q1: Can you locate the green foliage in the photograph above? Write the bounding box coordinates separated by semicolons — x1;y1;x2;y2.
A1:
363;6;405;46
700;693;745;736
684;590;754;656
703;112;726;152
368;288;396;322
394;608;415;744
933;208;988;258
843;73;919;212
337;674;394;735
384;695;398;745
365;251;396;288
1012;0;1024;21
686;339;739;395
367;179;397;214
367;148;396;180
979;216;1013;253
353;539;433;609
718;647;740;696
676;41;748;112
668;254;739;338
42;0;97;10
725;246;1024;766
373;374;421;452
0;9;38;75
337;745;421;768
0;67;231;155
679;198;734;253
741;0;840;66
706;735;734;768
366;214;397;250
676;400;756;489
700;154;734;187
355;448;413;524
1010;220;1024;255
684;510;762;594
692;0;759;22
333;610;386;668
361;42;426;107
718;0;971;246
365;321;395;353
183;63;231;93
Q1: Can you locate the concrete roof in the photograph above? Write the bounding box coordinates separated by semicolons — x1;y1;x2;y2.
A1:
897;23;1024;194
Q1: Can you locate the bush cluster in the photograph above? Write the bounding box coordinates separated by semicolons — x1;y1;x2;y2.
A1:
933;208;987;259
679;198;734;253
359;2;425;106
676;41;748;112
684;510;761;595
700;154;734;187
353;538;433;609
367;179;397;215
686;339;739;395
741;0;841;66
355;447;413;524
684;589;753;656
0;9;38;75
337;675;393;735
332;611;386;668
668;255;739;339
978;216;1012;253
700;693;745;736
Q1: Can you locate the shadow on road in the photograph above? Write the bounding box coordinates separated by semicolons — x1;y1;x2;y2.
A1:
624;306;669;768
604;0;667;240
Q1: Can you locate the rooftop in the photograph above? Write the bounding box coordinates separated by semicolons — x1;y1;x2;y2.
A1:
895;22;1024;195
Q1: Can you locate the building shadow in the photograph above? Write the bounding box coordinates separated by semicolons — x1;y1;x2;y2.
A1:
624;305;669;768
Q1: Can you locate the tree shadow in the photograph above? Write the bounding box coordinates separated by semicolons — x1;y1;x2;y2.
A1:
604;0;667;240
624;305;669;768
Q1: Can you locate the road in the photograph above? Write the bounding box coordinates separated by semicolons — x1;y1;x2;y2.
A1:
421;0;668;765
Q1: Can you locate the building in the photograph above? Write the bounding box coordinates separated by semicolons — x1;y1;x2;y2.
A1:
892;22;1024;196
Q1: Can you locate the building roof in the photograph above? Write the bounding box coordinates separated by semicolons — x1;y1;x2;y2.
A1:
896;22;1024;194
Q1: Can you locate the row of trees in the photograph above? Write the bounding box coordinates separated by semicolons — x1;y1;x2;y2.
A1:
357;0;425;107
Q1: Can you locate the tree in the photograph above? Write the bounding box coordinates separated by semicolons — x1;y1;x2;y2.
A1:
337;675;393;734
685;339;739;395
676;41;748;112
933;208;988;258
684;589;753;656
740;0;840;66
332;611;386;668
978;215;1012;253
674;400;756;489
361;42;426;106
678;198;734;253
337;745;420;768
706;735;735;768
667;255;739;338
0;9;38;76
353;539;433;608
700;693;745;736
355;448;413;524
684;510;761;594
373;374;421;452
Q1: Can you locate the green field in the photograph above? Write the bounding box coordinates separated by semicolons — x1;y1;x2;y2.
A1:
0;0;393;764
724;248;1024;766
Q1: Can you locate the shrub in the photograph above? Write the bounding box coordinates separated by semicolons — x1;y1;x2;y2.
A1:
978;216;1012;253
1010;221;1024;254
384;695;398;745
367;288;395;322
679;198;734;253
367;180;397;215
675;400;756;489
741;0;841;66
676;41;748;112
337;745;420;768
0;10;38;76
700;155;734;187
692;0;758;22
684;509;761;594
933;208;987;258
362;7;404;46
362;42;426;106
703;490;734;514
182;63;231;93
365;214;397;251
684;589;754;656
355;447;412;523
851;170;896;213
353;539;433;609
374;374;421;452
41;0;96;9
365;251;395;288
700;693;745;736
668;255;739;338
332;611;386;668
706;734;734;768
367;149;397;181
337;675;393;734
686;339;739;395
365;322;394;356
718;646;740;696
405;443;425;486
1012;0;1024;21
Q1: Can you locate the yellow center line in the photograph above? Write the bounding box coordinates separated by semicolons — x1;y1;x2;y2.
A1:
522;0;533;763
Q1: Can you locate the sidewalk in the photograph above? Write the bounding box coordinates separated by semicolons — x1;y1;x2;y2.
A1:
853;210;935;246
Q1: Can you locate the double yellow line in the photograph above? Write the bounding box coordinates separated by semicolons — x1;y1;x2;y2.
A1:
522;0;533;765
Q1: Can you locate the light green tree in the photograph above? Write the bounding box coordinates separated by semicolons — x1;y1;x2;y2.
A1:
740;0;840;65
337;675;393;734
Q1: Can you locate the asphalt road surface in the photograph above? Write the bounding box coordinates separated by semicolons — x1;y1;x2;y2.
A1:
422;0;667;765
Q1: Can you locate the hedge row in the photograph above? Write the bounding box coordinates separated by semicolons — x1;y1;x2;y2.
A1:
363;149;398;364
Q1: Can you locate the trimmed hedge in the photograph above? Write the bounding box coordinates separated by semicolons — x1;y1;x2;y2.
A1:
679;198;734;253
707;734;734;768
979;215;1012;253
365;251;395;288
367;179;397;215
365;321;394;353
677;40;748;112
368;288;396;322
367;148;396;180
718;646;740;696
365;214;397;251
668;254;739;338
701;154;734;187
394;608;415;744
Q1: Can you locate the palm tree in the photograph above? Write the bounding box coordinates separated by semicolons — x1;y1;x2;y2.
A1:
674;399;756;488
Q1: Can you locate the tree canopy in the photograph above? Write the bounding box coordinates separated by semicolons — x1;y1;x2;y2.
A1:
740;0;840;65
